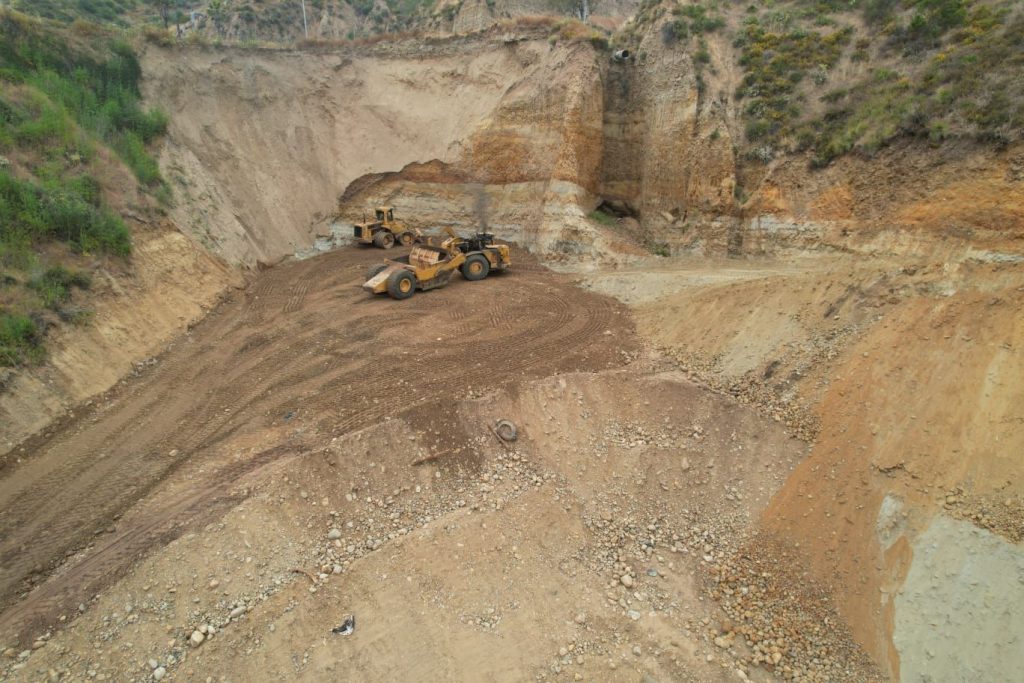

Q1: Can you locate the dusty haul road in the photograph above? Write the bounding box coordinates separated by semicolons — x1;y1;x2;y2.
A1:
0;246;634;646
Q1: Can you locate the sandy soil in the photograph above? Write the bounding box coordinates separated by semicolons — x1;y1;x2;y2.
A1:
0;245;635;651
582;250;1024;681
4;239;1023;682
1;241;899;683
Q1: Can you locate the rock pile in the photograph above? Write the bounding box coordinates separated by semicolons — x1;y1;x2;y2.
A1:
704;534;884;682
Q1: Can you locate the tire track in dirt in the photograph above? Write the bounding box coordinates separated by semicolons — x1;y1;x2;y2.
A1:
0;446;296;643
0;262;343;551
0;309;314;585
0;248;636;645
284;278;312;313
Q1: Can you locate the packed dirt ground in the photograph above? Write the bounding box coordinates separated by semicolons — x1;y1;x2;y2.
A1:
3;231;1021;682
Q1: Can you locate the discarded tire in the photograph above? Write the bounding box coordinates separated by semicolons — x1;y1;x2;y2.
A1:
495;419;517;442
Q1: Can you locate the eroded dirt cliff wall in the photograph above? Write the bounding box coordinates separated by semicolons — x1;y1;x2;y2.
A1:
600;39;738;250
332;41;631;259
741;142;1024;260
142;37;566;266
0;229;236;454
146;34;1024;270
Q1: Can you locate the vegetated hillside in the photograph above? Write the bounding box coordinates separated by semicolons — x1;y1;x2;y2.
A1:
616;0;1022;168
7;0;636;42
0;9;234;448
6;0;141;26
0;9;169;366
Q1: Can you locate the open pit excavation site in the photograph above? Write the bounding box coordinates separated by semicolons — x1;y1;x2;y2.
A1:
0;3;1023;683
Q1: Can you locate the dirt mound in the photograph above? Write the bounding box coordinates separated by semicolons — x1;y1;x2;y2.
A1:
4;226;1022;682
6;358;882;682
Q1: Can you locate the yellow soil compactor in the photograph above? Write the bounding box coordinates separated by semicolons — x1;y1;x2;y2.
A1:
362;229;510;299
353;206;422;248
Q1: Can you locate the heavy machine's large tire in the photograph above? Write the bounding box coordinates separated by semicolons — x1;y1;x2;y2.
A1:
373;231;396;249
398;231;417;247
365;264;388;281
386;270;417;299
461;254;490;281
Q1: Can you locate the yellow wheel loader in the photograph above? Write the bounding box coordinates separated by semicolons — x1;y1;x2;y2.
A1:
352;206;422;249
362;229;511;300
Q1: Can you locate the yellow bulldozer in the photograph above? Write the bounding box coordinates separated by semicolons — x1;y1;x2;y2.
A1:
362;228;510;299
353;206;422;249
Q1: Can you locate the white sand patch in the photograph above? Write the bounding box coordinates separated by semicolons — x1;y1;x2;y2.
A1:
895;515;1024;682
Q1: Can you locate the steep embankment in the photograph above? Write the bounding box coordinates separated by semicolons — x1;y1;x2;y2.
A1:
0;13;238;453
141;31;597;266
0;224;235;452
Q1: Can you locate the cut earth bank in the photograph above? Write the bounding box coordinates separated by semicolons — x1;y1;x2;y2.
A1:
1;25;1023;683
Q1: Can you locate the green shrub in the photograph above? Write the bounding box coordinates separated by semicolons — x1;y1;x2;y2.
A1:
142;25;173;46
886;0;969;52
661;19;688;45
352;0;375;16
675;4;725;33
0;310;43;366
28;265;91;309
115;131;162;185
0;170;132;257
649;242;671;257
588;209;618;227
664;3;724;46
863;0;899;25
735;22;853;150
